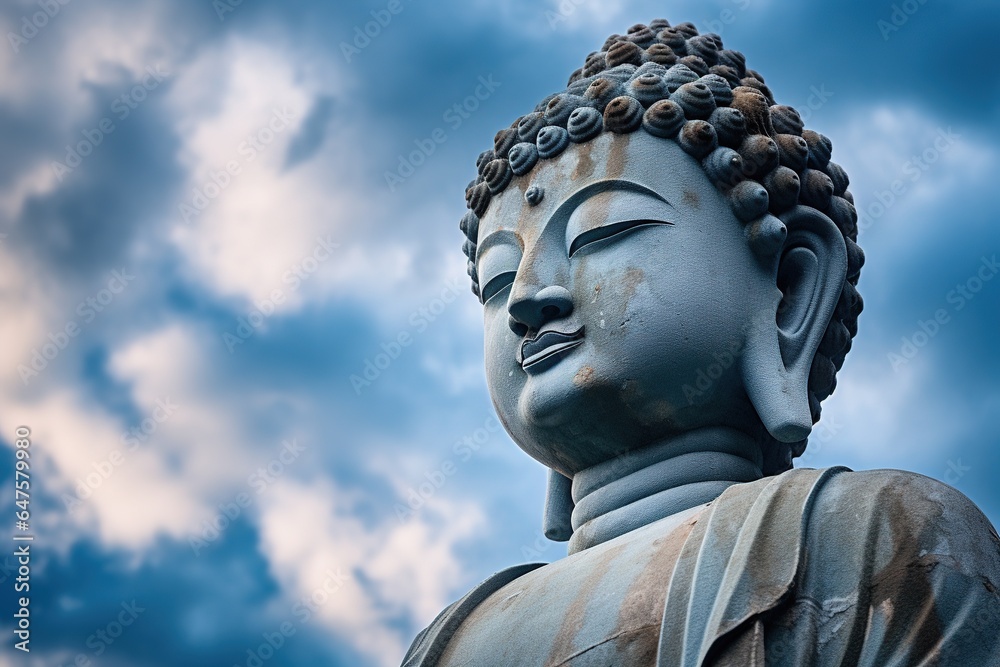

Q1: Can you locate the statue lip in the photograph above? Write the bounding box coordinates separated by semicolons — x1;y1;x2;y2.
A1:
519;326;585;371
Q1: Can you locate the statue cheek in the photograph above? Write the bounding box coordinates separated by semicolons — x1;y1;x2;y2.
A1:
484;315;526;401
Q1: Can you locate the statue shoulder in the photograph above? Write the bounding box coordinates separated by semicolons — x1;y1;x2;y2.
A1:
808;467;1000;585
759;469;1000;665
400;563;544;667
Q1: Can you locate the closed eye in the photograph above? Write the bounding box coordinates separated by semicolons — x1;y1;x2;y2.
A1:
481;270;517;303
568;219;672;257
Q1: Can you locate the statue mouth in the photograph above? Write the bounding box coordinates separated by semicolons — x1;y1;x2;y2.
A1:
518;326;585;371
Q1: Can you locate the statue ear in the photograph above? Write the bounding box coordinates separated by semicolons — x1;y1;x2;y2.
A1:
741;206;847;443
543;469;573;542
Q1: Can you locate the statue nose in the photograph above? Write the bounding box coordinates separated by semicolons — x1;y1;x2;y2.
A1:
508;285;574;335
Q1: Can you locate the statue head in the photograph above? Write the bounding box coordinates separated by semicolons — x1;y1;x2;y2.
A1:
460;20;864;479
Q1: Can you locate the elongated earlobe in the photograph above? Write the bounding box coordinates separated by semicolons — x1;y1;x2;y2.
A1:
543;469;574;541
742;205;847;443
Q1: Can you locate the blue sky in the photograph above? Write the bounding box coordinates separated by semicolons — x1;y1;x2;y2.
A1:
1;0;999;665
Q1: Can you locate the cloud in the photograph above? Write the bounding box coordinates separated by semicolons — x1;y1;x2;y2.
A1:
0;324;247;550
257;480;485;666
167;36;332;307
284;95;337;170
163;33;468;322
831;105;995;248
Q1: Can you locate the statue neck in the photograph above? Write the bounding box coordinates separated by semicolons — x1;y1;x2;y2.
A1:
567;426;764;554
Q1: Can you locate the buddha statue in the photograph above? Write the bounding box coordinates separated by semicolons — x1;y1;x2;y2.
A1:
402;19;1000;666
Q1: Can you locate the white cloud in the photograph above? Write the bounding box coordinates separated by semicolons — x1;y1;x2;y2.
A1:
257;480;485;666
520;0;628;36
167;36;331;308
164;34;461;324
0;161;63;221
106;324;250;492
831;105;995;249
805;347;977;475
0;324;253;551
0;39;497;667
0;2;177;131
0;245;60;387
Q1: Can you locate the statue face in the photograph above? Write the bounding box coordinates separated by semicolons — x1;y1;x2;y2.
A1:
478;131;779;475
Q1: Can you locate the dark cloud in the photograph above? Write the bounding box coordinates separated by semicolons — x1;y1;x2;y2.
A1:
19;531;353;666
284;95;336;170
12;81;184;279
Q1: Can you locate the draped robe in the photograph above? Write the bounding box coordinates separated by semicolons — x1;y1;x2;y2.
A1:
402;467;1000;666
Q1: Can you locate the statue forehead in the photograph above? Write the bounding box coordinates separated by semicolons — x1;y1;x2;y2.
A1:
478;131;714;248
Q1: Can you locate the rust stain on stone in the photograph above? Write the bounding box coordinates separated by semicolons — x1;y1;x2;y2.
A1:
574;366;595;386
512;231;541;293
514;172;529;196
623;267;645;304
607;133;631;180
867;481;946;661
546;544;625;665
572;140;596;182
612;510;705;663
588;187;611;231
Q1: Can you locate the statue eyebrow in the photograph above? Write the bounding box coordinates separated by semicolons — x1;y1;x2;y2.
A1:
555;179;671;223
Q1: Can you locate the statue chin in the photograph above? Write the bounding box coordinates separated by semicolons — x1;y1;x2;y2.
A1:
516;359;586;430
